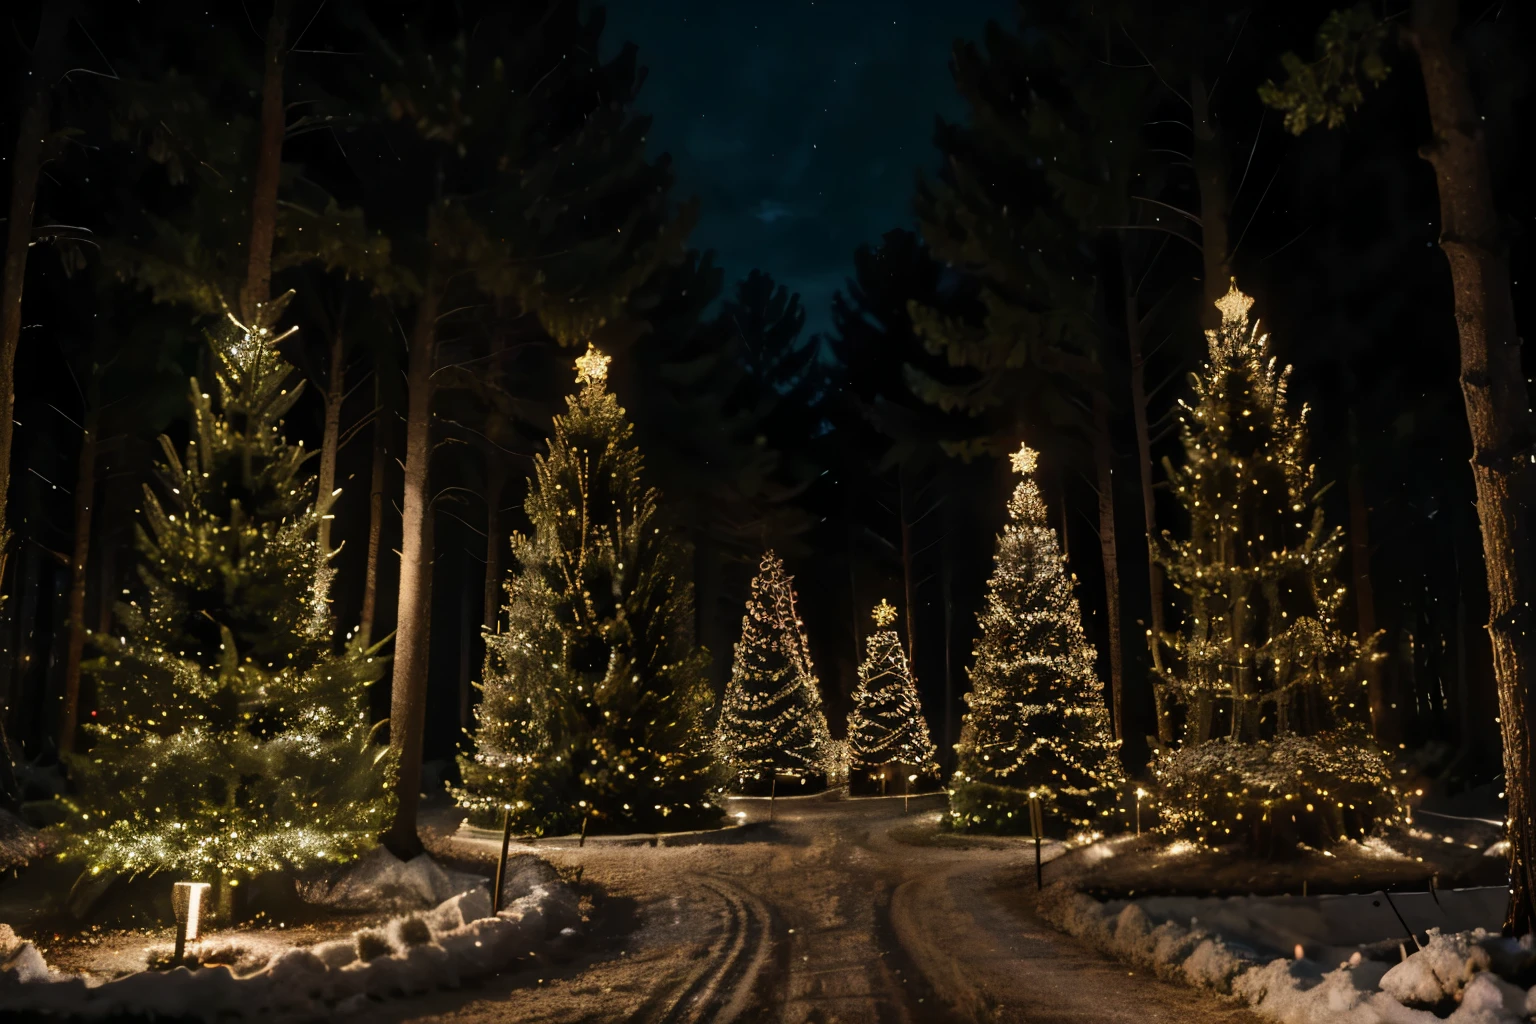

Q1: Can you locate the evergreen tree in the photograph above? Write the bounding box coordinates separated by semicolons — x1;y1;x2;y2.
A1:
714;551;832;792
457;347;719;836
63;295;394;883
847;600;937;792
1152;283;1398;850
951;444;1122;834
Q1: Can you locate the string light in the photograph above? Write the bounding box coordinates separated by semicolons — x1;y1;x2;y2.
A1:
62;291;395;885
1152;282;1398;849
455;347;719;836
714;551;833;790
950;444;1123;833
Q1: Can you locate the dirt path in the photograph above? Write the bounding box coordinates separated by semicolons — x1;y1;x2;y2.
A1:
382;795;1261;1023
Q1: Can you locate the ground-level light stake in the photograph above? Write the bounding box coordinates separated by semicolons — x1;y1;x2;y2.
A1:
171;881;210;966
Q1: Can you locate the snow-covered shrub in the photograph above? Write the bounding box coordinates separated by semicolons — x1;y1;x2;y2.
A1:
1153;732;1401;852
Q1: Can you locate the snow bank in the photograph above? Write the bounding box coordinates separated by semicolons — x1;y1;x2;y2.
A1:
0;869;579;1019
296;845;493;911
1041;881;1536;1023
0;808;43;870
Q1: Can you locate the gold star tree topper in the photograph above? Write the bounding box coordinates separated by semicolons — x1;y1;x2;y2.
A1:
574;344;610;386
872;598;898;628
1214;278;1255;326
1009;443;1039;476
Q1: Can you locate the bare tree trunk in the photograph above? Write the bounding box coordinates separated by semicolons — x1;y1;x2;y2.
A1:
360;377;386;646
897;464;918;680
1124;261;1173;744
0;5;69;605
316;324;346;557
59;374;100;754
385;276;439;857
1091;391;1125;743
483;453;505;635
941;498;955;774
1348;458;1391;742
1191;72;1232;324
458;573;472;733
239;0;292;324
1408;0;1536;936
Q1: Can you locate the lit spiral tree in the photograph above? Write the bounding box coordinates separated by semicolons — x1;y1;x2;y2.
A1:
714;551;832;794
1152;282;1397;852
950;444;1123;835
63;293;395;906
847;600;937;794
456;346;720;836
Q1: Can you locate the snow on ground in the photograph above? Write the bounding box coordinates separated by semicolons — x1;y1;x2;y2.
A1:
0;849;580;1021
0;808;43;871
1041;856;1532;1022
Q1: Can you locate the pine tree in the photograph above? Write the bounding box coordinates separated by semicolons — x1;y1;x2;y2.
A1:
63;295;394;884
951;444;1123;834
457;346;719;836
847;600;937;793
1152;283;1397;850
714;551;832;792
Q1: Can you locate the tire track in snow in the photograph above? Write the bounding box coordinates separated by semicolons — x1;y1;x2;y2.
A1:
636;874;772;1024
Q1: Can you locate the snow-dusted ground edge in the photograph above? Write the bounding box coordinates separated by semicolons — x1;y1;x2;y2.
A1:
456;819;763;848
1039;878;1536;1022
0;863;579;1020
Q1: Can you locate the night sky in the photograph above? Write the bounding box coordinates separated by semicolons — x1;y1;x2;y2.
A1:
603;0;1013;337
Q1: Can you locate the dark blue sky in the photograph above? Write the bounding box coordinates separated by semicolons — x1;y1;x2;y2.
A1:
603;0;1013;338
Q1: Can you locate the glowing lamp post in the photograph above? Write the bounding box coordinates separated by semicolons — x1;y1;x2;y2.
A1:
1135;787;1148;836
904;773;917;814
493;804;514;915
171;881;210;965
1028;791;1044;890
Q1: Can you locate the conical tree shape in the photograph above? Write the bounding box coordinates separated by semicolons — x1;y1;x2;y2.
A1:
1153;282;1397;850
64;294;394;882
847;599;937;791
715;551;832;791
951;444;1122;834
457;346;720;836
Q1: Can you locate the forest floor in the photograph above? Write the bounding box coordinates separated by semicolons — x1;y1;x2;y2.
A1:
381;792;1263;1024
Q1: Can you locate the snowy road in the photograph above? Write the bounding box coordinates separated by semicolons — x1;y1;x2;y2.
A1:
386;795;1260;1023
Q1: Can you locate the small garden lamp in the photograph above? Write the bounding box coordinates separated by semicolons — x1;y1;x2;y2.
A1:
171;881;210;965
1135;787;1148;836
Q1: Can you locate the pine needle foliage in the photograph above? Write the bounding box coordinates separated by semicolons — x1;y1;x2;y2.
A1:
64;294;394;881
951;445;1123;834
456;348;720;836
714;551;832;792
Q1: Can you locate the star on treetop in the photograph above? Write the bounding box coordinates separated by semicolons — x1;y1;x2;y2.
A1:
574;344;610;385
1009;443;1039;476
1214;279;1255;326
872;599;898;628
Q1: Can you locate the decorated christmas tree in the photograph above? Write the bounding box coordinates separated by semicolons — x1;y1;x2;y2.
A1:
456;346;720;836
64;294;394;886
847;600;937;793
950;444;1123;834
714;551;833;793
1152;282;1397;851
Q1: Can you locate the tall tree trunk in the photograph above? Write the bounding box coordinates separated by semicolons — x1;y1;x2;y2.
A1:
458;571;473;733
897;464;918;679
941;496;954;774
1124;260;1173;744
1408;0;1536;936
360;377;386;646
483;452;505;635
0;5;69;607
1091;391;1125;743
239;0;292;324
385;276;439;857
1190;72;1232;324
316;324;346;557
1347;458;1390;742
59;373;100;754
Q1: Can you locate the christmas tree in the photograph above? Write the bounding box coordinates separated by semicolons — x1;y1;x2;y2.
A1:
714;551;832;792
950;444;1123;834
847;600;937;793
456;346;720;836
1153;282;1397;850
64;294;394;884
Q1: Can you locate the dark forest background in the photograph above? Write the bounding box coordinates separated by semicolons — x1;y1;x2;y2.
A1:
0;0;1529;799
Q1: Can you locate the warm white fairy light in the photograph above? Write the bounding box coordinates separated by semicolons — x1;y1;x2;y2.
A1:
950;440;1123;833
715;551;833;789
1152;281;1398;849
847;601;937;783
63;291;395;884
455;349;718;836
